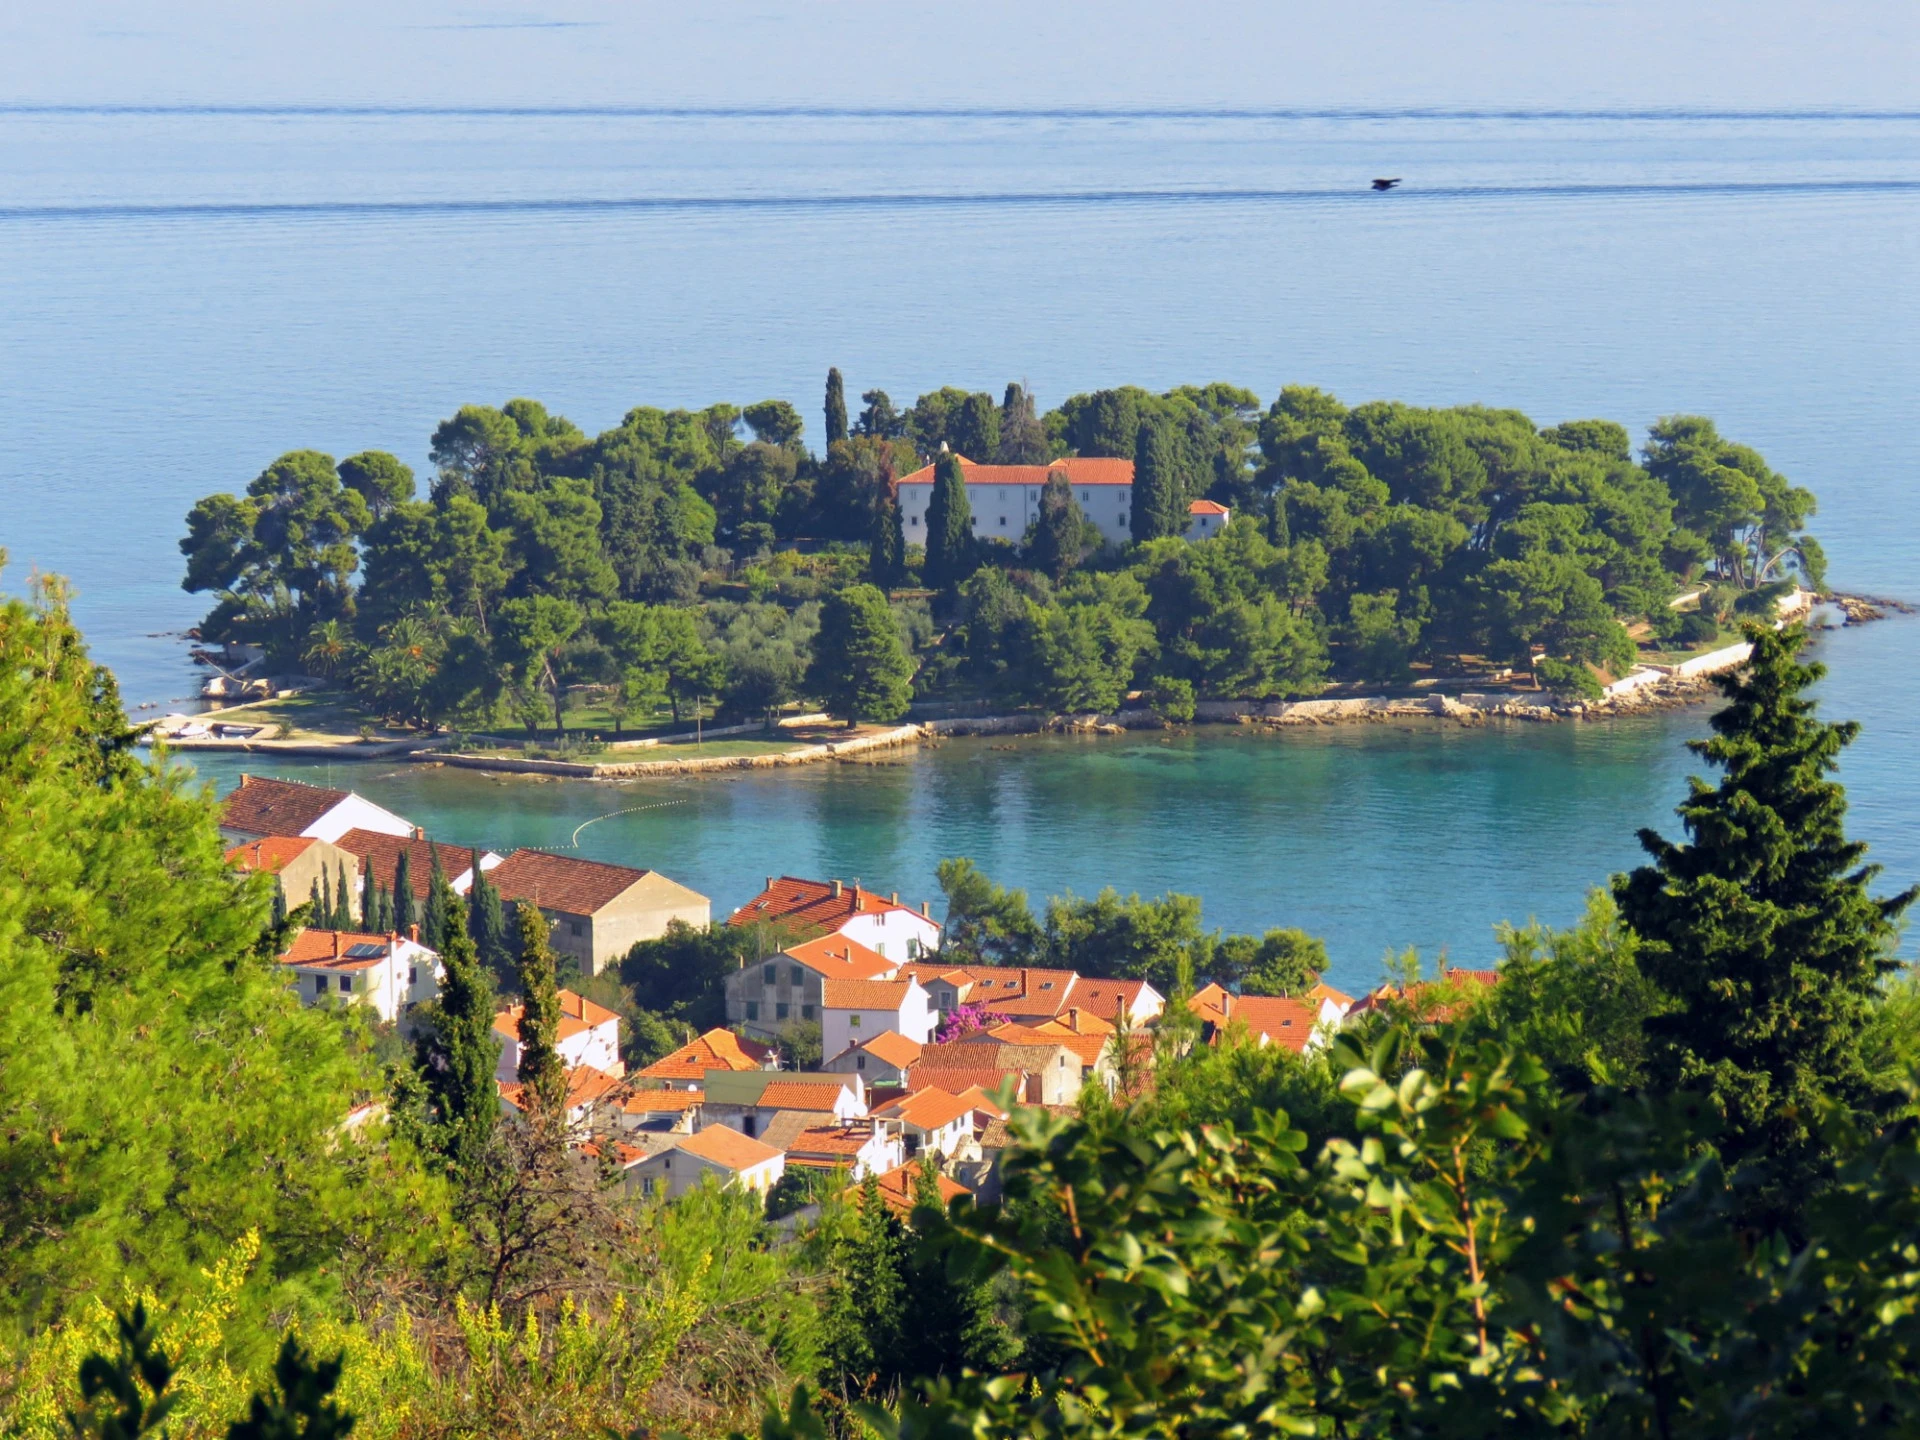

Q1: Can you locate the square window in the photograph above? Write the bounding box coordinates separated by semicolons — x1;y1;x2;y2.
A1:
746;1001;760;1021
776;1002;789;1020
763;964;776;983
790;965;803;985
313;975;326;995
908;938;921;958
850;1013;862;1027
339;976;353;992
570;920;583;937
408;965;418;985
856;1055;867;1070
999;516;1007;527
641;1176;655;1196
802;1004;815;1020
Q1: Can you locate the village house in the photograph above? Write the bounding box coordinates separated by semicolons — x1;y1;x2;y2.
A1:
925;1029;1085;1104
1346;968;1501;1024
869;1086;980;1163
638;1027;776;1087
488;849;710;976
825;1030;925;1085
225;835;363;918
219;774;414;846
492;988;623;1083
1186;498;1231;539
333;828;504;901
895;455;1137;548
728;876;942;963
726;932;894;1036
1189;984;1341;1053
498;1063;626;1134
625;1125;785;1200
278;927;441;1023
867;1161;972;1218
612;1087;703;1133
906;964;1164;1027
821;975;936;1058
759;1111;904;1180
700;1070;866;1140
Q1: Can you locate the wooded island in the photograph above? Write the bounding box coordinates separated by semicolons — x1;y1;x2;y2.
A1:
178;375;1823;737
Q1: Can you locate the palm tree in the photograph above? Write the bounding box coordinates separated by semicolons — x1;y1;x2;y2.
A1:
301;618;349;679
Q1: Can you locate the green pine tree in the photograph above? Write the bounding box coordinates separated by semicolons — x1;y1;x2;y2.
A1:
513;904;568;1116
1267;487;1290;547
825;367;849;446
869;478;906;591
820;1175;907;1400
807;584;914;727
467;851;511;981
1615;622;1915;1231
423;842;452;952
334;861;354;929
416;894;498;1172
923;452;976;590
1132;419;1184;543
392;849;415;936
1026;470;1088;581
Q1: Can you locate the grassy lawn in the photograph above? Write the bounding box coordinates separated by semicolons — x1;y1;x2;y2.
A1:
201;690;411;742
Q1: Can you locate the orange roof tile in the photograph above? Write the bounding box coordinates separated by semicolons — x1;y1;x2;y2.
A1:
620;1086;703;1114
1188;498;1230;515
1309;980;1355;1010
498;1064;626;1114
640;1027;775;1082
896;455;1135;488
728;876;933;935
821;979;914;1010
679;1125;783;1172
492;988;620;1045
874;1086;976;1131
756;1080;854;1112
279;928;404;972
780;933;897;981
225;835;320;873
489;849;655;916
868;1162;970;1217
906;1064;1024;1098
1071;978;1155;1021
334;829;490;900
837;1030;923;1068
220;775;351;837
1225;996;1321;1053
953;1085;1008;1121
1033;1007;1116;1037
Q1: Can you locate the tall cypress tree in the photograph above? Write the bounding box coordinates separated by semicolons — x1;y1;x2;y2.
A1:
1132;420;1183;543
316;871;332;930
995;382;1050;464
1267;486;1291;547
1027;470;1087;581
392;850;415;936
825;367;849;446
924;452;975;590
417;895;497;1172
513;904;567;1116
869;476;906;591
1616;623;1915;1231
422;842;452;952
820;1175;908;1399
467;850;510;981
359;861;377;933
375;882;393;934
334;862;354;929
271;874;288;927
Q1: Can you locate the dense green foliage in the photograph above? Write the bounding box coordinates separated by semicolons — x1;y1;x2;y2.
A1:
179;378;1818;737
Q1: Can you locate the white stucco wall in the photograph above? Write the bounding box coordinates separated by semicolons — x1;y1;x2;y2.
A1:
834;909;942;963
822;982;935;1058
305;793;415;843
899;481;1133;550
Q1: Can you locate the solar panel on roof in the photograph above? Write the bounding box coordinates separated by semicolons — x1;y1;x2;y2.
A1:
343;943;387;959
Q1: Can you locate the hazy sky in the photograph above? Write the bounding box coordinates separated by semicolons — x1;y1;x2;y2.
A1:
1;1;1914;111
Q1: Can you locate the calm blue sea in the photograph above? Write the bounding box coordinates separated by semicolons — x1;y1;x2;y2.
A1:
2;99;1916;984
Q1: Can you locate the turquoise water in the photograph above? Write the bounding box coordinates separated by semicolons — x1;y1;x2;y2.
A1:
3;31;1917;989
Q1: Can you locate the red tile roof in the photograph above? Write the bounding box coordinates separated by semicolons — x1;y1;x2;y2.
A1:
497;1063;624;1114
821;979;914;1010
279;928;402;972
679;1125;783;1172
781;933;897;981
771;1117;885;1162
334;829;488;900
946;965;1080;1017
905;1064;1025;1099
1224;996;1321;1053
1189;499;1230;515
756;1080;854;1112
225;835;321;873
620;1086;704;1114
868;1162;970;1216
896;455;1136;488
873;1086;976;1132
488;849;654;915
640;1028;775;1082
1349;969;1502;1021
1310;980;1355;1010
728;876;932;934
1071;978;1155;1021
492;988;621;1045
221;774;351;836
837;1030;924;1068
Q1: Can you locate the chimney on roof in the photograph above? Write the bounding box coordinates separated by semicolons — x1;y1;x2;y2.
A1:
332;932;342;959
413;826;424;840
922;900;931;918
409;924;419;943
939;440;950;453
831;879;843;898
891;891;899;905
766;875;774;891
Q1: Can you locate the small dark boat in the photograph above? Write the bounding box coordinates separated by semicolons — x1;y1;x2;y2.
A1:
1372;177;1402;191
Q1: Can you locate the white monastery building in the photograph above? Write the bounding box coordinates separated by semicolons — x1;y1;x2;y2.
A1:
896;456;1136;548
